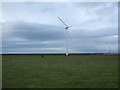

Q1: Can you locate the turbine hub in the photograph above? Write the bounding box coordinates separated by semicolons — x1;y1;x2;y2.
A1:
65;27;69;29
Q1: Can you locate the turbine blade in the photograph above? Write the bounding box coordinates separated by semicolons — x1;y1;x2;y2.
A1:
58;17;68;27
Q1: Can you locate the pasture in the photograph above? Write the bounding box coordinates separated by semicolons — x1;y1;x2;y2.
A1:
2;54;118;88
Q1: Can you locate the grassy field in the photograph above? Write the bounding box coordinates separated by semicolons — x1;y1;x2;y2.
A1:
2;54;118;88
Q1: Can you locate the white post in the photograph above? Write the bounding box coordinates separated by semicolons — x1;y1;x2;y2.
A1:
66;29;68;56
109;46;111;55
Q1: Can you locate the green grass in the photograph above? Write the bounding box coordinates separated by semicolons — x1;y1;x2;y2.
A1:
2;55;118;88
0;55;2;89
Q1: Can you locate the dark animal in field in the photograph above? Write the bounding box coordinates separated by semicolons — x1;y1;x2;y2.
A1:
41;55;44;58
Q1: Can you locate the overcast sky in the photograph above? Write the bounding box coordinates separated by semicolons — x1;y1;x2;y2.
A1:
1;2;118;54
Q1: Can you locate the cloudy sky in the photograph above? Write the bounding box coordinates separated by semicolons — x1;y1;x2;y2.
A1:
1;2;118;54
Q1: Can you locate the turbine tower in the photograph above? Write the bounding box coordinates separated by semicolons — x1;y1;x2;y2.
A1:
58;17;72;56
109;46;111;55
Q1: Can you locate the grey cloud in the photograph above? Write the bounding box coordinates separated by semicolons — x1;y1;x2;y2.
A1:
2;21;66;53
23;2;56;13
73;2;117;9
3;21;118;53
41;7;56;13
69;27;117;39
68;27;118;53
3;40;64;50
7;22;65;41
2;2;118;53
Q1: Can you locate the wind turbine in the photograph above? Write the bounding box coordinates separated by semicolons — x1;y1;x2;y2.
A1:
108;46;111;55
58;17;72;56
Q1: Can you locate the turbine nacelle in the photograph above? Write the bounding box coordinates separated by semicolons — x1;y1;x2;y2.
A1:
65;27;69;29
65;26;72;30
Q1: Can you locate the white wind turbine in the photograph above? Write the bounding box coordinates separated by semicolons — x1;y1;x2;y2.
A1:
108;46;111;55
58;17;72;56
